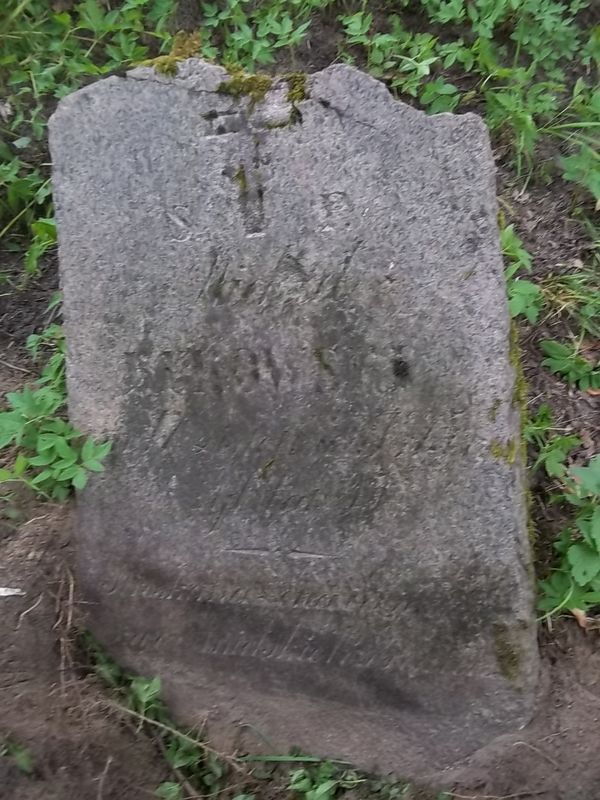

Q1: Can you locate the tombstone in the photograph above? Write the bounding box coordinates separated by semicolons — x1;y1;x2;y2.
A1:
49;60;538;774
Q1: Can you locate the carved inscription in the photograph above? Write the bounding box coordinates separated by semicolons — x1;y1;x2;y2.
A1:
104;571;399;616
102;573;403;675
121;248;475;560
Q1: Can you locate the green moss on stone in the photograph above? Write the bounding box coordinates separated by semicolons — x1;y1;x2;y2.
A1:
233;165;247;194
509;320;528;427
508;320;535;546
313;346;333;374
142;31;201;76
488;398;502;422
218;66;272;103
284;72;307;103
490;438;518;464
265;120;290;129
493;623;521;682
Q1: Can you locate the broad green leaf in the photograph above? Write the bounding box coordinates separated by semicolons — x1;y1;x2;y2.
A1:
541;340;571;358
72;468;88;490
54;437;76;461
28;453;54;466
93;441;112;459
30;469;54;485
168;743;199;770
0;412;23;448
31;217;56;242
590;507;600;549
78;0;106;34
131;675;161;707
53;458;77;470
155;783;183;800
13;453;28;477
571;456;600;495
52;484;70;501
82;460;105;472
36;434;60;451
313;779;338;799
81;437;95;462
567;542;600;586
561;146;600;201
57;464;79;480
9;745;33;774
290;777;313;792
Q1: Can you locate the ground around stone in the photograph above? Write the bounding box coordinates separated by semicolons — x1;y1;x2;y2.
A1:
1;6;599;796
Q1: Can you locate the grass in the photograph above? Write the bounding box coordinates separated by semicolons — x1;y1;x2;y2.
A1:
0;0;599;790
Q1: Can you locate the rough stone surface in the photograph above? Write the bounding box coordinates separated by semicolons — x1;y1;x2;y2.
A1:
49;60;538;775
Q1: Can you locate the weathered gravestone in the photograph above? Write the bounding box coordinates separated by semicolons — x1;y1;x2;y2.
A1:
49;60;538;774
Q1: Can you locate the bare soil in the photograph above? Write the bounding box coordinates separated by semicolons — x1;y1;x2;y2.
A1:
0;502;167;800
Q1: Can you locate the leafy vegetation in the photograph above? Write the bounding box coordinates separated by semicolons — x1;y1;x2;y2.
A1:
0;316;111;499
541;339;599;392
501;221;544;325
288;762;364;800
525;404;581;479
338;2;599;190
1;0;174;278
524;402;600;619
539;456;600;616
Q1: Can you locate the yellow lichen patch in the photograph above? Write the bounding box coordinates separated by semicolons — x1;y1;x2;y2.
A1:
141;31;201;77
218;66;272;103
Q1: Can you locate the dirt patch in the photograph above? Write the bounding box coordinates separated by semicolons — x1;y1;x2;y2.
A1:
0;504;167;800
444;626;600;799
0;252;59;352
